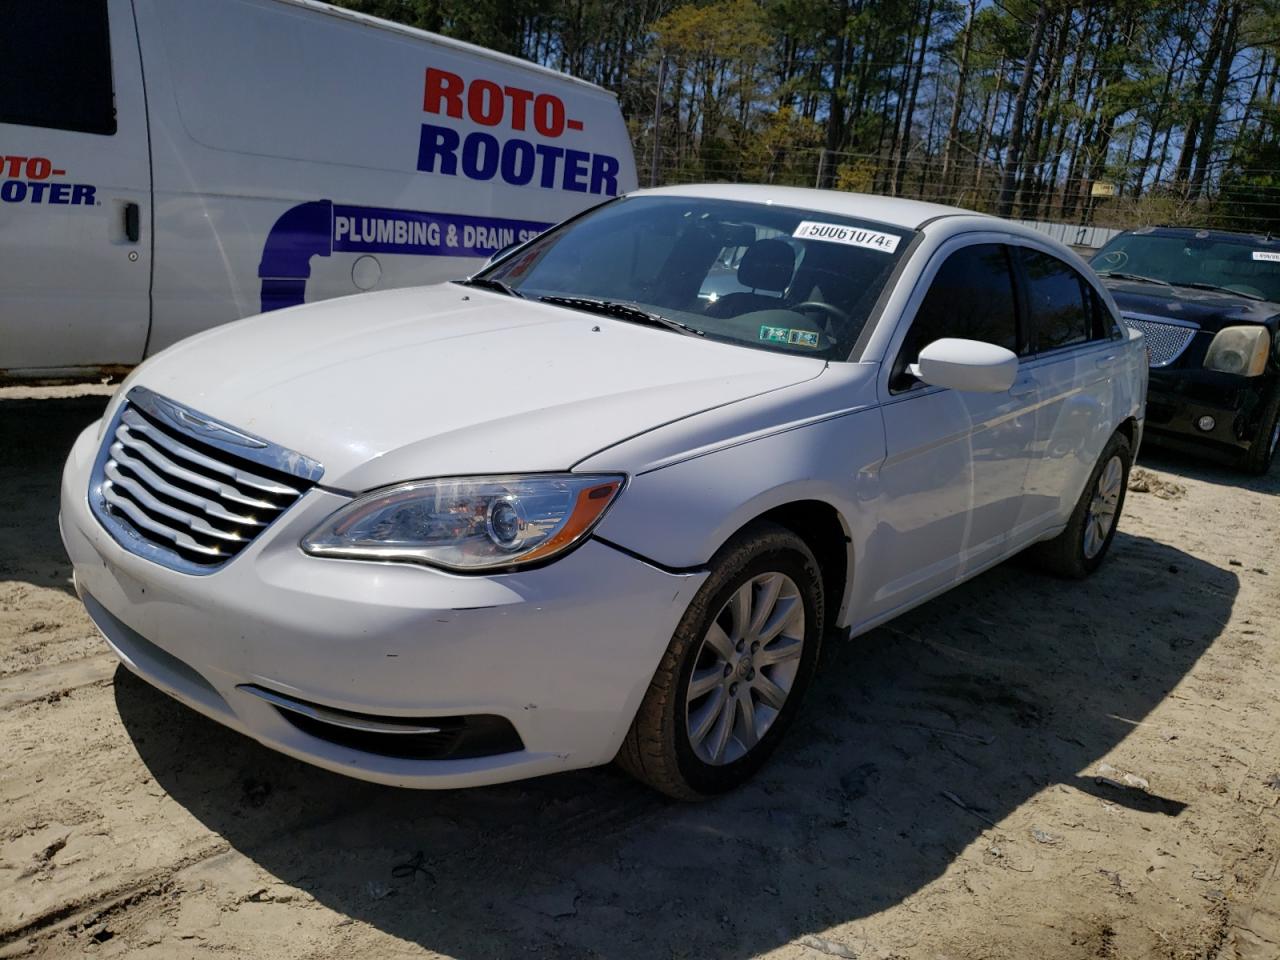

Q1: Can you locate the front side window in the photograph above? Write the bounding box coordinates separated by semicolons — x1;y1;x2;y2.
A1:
0;0;116;135
893;243;1021;387
481;196;915;361
1020;249;1092;352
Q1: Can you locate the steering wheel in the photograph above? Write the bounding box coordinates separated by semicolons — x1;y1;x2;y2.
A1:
793;300;851;326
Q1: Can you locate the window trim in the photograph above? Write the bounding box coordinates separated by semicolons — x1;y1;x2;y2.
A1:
1012;245;1118;358
887;239;1029;395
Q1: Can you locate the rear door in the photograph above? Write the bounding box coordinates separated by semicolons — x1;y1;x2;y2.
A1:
866;238;1040;619
0;0;151;372
1012;246;1126;533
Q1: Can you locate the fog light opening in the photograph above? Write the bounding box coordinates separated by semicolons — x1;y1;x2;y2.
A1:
1197;415;1217;432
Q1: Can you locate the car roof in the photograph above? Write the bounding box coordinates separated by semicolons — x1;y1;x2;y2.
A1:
630;184;992;231
1123;225;1278;245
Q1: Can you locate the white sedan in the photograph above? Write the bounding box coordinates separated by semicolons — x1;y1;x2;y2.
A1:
60;185;1147;799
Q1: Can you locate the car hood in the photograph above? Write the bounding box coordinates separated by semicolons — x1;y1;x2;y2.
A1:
125;284;825;489
1101;278;1280;332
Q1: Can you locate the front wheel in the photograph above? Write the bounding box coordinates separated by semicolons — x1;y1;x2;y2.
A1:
1030;430;1132;579
616;523;824;800
1242;386;1280;476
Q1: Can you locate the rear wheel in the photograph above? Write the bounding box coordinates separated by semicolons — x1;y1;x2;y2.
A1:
1242;386;1280;476
616;523;824;800
1030;431;1132;579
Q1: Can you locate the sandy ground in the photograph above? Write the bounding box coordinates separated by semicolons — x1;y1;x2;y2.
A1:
1;385;1278;960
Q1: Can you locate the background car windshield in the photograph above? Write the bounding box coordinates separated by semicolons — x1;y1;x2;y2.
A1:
1092;233;1280;303
482;196;915;360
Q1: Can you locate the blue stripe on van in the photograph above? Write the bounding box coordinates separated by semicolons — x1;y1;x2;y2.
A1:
258;199;550;313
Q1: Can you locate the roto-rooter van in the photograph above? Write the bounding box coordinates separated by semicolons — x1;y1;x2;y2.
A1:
0;0;637;378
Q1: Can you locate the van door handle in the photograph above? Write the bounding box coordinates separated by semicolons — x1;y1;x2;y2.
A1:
1095;354;1117;369
124;202;140;243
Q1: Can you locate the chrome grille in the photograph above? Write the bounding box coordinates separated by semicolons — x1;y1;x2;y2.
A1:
89;387;323;574
1121;315;1199;367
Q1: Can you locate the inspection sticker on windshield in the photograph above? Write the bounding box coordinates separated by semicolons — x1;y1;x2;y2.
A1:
1252;251;1280;262
793;221;901;254
760;325;820;348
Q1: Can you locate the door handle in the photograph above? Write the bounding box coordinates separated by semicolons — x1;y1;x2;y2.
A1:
1095;354;1117;369
124;202;140;243
1009;378;1037;398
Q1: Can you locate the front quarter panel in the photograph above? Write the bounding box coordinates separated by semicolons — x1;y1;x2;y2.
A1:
588;402;886;629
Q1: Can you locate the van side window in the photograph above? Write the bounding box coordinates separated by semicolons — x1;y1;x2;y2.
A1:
0;0;116;135
1019;249;1093;352
893;243;1021;389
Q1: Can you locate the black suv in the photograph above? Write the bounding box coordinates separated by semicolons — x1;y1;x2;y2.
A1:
1090;227;1280;474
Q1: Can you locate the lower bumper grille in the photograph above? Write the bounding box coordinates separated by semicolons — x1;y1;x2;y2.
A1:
89;387;322;574
239;685;525;760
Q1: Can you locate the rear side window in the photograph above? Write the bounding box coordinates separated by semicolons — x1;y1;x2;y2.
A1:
894;243;1021;386
1020;249;1093;352
0;0;117;135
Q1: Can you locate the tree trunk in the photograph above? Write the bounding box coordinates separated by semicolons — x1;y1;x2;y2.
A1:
974;56;1006;204
1189;0;1240;199
1175;0;1228;188
1020;7;1071;214
892;0;936;195
1135;30;1189;198
820;0;852;187
941;0;978;189
997;3;1051;217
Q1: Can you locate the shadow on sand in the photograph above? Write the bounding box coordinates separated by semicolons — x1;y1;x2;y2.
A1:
113;527;1236;958
0;393;110;595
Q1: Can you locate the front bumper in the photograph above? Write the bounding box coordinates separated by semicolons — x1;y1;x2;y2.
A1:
1143;368;1275;455
61;422;706;788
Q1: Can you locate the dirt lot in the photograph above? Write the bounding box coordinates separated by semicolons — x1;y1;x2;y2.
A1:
2;386;1278;960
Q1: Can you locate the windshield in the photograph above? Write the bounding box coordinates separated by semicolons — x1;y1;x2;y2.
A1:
478;196;916;361
1091;232;1280;303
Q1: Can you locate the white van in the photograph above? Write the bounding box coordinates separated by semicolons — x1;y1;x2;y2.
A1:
0;0;637;378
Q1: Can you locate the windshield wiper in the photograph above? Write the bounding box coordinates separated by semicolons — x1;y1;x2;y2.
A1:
1171;281;1264;300
455;276;525;298
539;296;704;337
1097;271;1171;286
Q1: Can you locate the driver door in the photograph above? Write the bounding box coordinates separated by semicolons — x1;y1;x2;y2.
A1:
862;240;1040;621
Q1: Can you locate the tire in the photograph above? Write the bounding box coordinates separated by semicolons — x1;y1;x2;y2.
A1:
1241;385;1280;476
1030;431;1132;579
616;522;825;800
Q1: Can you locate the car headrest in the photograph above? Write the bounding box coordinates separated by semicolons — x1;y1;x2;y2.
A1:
737;239;795;293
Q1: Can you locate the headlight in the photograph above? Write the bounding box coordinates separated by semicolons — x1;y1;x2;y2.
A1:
1203;326;1271;376
301;474;625;571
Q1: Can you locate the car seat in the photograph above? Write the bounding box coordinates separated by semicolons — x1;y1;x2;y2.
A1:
705;238;796;317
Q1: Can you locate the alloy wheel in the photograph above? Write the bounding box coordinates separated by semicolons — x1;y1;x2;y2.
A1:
1083;455;1123;559
685;572;805;765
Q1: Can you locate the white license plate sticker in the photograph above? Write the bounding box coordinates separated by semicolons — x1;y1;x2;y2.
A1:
1252;251;1280;262
793;221;901;254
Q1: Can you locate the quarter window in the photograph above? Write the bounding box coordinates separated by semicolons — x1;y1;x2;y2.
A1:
894;243;1021;387
0;0;117;135
1020;249;1093;351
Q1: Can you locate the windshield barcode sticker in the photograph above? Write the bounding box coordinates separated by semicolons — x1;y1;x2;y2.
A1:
1252;251;1280;262
793;221;901;254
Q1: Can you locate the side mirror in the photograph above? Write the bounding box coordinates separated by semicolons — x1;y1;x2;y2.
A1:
907;337;1018;393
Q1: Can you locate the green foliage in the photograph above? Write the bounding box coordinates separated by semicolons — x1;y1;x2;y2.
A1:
329;0;1280;228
